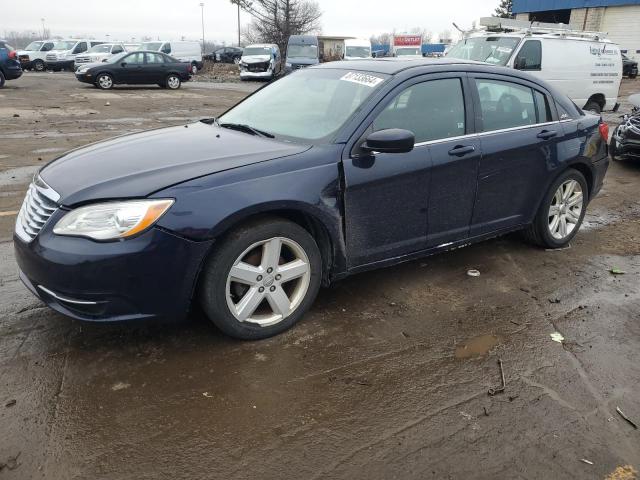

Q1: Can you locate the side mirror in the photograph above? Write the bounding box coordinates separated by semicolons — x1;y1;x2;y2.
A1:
121;62;127;67
362;129;415;154
514;57;526;70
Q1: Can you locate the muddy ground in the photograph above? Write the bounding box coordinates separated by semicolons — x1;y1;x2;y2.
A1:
0;72;639;480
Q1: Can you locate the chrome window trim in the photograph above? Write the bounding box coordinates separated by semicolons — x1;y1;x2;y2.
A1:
37;285;99;305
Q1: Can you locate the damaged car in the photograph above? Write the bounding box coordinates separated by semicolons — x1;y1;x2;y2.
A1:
239;44;282;81
610;94;640;161
14;59;609;340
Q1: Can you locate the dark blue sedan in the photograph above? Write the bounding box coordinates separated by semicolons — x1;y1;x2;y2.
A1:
14;59;609;339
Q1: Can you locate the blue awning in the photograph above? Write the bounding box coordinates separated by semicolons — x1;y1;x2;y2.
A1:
513;0;640;13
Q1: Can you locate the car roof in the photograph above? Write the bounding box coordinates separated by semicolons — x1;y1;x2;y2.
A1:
245;43;276;48
313;57;483;74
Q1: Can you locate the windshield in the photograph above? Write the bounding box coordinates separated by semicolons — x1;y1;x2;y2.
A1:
53;41;77;51
287;44;318;59
346;46;370;58
447;36;520;66
88;44;112;53
396;47;421;56
106;52;128;63
219;69;388;143
25;41;43;51
244;47;272;56
140;42;163;51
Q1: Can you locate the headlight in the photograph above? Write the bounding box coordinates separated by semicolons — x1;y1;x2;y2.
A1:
53;199;174;241
78;67;89;73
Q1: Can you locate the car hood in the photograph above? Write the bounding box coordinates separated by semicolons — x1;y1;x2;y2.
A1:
81;62;108;69
40;122;310;206
242;55;271;63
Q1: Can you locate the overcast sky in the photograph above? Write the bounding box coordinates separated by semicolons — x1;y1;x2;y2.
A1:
4;0;498;44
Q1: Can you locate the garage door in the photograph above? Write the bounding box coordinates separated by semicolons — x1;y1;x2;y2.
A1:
601;5;640;61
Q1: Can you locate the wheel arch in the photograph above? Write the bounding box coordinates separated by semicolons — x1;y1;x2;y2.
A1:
584;93;605;110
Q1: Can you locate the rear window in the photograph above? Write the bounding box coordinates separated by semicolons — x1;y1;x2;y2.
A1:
556;97;584;120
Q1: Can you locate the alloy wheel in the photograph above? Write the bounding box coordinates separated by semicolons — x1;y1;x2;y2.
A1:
548;179;584;240
98;75;113;89
167;76;180;89
225;237;311;327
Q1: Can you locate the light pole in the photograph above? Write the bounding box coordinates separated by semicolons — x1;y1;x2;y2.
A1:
41;18;46;40
199;2;205;54
237;3;241;47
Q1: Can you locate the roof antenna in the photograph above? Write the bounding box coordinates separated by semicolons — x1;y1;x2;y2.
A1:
452;22;464;34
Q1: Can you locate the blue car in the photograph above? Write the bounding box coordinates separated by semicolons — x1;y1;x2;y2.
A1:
0;40;23;88
14;59;609;339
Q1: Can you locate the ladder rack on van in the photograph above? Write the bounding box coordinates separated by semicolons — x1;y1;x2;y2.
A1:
471;17;609;42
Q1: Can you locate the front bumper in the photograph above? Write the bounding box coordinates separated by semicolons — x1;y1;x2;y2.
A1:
75;72;95;84
14;223;213;322
612;128;640;160
45;60;74;70
240;69;274;79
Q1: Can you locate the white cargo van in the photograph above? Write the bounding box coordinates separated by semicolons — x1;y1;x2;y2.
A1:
17;39;56;71
139;41;202;73
45;39;107;71
344;38;372;60
446;18;622;113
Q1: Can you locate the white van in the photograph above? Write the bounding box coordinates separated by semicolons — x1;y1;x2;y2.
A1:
139;41;203;73
74;43;127;68
239;44;282;81
17;39;56;71
446;18;623;113
45;39;107;71
344;38;372;60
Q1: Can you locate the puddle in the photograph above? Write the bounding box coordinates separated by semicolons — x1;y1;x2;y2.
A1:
31;147;66;154
455;334;501;359
0;107;100;119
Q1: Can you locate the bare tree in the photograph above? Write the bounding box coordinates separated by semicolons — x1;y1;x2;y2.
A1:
410;27;432;43
231;0;322;52
3;29;52;49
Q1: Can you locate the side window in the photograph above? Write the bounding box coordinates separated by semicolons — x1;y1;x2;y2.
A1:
373;78;466;143
124;52;145;64
73;42;88;54
42;42;54;51
534;90;552;122
514;40;541;71
161;43;171;54
475;79;537;131
146;53;165;64
112;45;123;54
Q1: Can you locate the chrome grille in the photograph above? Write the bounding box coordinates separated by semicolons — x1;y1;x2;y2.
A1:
75;56;90;64
46;53;57;61
15;179;59;243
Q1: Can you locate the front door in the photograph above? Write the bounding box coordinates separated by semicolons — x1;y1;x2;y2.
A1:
119;52;146;83
469;75;561;235
343;74;475;267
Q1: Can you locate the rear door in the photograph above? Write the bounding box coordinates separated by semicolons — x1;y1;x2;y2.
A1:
469;74;561;235
144;53;168;83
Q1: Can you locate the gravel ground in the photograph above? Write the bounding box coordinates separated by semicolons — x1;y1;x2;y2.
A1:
0;72;639;480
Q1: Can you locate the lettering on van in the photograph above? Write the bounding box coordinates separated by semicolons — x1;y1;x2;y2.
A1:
589;45;618;56
340;72;384;88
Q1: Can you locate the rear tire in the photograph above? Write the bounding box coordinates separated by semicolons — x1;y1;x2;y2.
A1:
584;101;601;114
199;217;322;340
166;74;181;89
524;169;588;249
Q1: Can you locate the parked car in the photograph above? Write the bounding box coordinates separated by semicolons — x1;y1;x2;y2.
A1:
75;43;127;68
14;59;609;340
0;40;22;88
209;46;243;64
622;53;638;79
45;39;107;71
285;35;319;73
17;39;56;71
239;44;281;81
139;41;203;73
447;19;623;113
610;94;640;161
74;51;191;89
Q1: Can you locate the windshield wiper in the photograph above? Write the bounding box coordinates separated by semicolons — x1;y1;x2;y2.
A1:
219;122;275;138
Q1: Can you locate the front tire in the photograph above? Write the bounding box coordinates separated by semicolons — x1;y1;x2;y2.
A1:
524;169;588;249
33;60;45;72
96;73;114;90
166;74;181;89
0;71;5;88
199;217;322;340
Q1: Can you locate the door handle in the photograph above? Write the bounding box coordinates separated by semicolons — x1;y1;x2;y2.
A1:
448;145;475;156
537;130;557;140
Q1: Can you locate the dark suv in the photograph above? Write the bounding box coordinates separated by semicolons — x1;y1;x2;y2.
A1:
0;40;23;87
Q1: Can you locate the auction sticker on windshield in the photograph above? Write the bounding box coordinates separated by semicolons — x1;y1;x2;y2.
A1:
340;72;384;88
